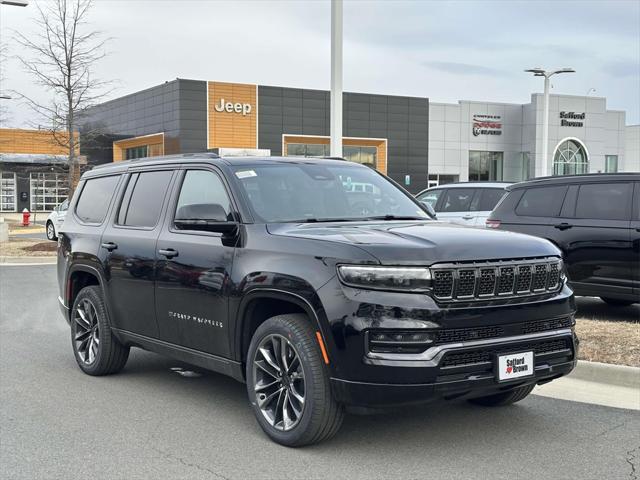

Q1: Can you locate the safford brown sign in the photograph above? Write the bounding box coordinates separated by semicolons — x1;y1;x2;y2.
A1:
472;114;502;136
560;111;585;127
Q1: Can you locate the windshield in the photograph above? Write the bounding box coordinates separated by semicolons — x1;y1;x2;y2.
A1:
232;163;430;223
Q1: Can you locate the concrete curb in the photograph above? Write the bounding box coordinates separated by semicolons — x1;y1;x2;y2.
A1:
0;256;57;265
571;360;640;389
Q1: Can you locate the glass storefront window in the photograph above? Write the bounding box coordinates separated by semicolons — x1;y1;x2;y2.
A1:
125;145;149;160
286;143;330;157
30;172;68;212
469;151;503;181
343;146;377;169
605;155;618;173
1;172;17;212
553;140;588;175
428;174;459;187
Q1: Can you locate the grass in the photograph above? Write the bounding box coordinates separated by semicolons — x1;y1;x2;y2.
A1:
575;318;640;367
0;239;57;257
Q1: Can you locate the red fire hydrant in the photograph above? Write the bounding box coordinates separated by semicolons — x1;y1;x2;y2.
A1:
22;208;31;227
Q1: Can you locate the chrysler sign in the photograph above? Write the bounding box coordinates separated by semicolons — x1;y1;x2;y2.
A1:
472;114;502;136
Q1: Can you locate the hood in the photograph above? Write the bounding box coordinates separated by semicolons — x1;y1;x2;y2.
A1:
267;221;560;265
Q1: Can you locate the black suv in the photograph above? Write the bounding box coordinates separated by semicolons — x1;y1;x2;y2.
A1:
487;173;640;305
57;154;577;446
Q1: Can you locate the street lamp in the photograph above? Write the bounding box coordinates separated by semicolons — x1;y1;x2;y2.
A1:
330;0;343;158
525;67;575;176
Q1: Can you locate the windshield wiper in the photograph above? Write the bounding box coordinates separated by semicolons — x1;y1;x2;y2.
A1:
363;215;428;221
288;218;354;223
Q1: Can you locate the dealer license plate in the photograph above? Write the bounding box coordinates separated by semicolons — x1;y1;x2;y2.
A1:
496;351;534;382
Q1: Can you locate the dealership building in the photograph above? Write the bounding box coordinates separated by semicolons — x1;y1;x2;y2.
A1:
1;78;638;213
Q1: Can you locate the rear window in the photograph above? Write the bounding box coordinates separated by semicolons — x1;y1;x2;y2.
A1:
117;171;173;227
440;188;476;213
75;175;120;224
473;188;506;212
515;186;567;217
574;182;632;221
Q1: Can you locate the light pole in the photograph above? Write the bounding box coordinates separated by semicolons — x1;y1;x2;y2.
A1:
525;67;575;176
330;0;343;158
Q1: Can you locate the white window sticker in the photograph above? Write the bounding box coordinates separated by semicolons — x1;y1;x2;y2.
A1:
235;170;257;179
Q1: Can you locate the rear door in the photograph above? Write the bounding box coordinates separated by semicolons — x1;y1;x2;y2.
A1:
154;167;237;357
630;182;640;298
472;188;506;226
503;185;567;237
100;169;175;338
436;188;477;226
549;181;633;297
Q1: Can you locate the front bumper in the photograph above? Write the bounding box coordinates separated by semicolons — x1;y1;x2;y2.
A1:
331;358;575;407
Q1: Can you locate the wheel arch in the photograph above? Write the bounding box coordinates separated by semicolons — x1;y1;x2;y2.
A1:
234;289;325;367
66;264;111;324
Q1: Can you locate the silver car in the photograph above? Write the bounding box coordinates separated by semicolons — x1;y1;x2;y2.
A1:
45;199;69;240
415;182;511;227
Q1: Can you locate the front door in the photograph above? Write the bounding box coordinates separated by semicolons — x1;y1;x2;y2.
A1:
436;188;477;226
101;169;175;338
155;168;237;357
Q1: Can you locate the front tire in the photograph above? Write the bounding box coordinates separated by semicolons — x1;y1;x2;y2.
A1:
600;297;635;307
71;286;129;376
246;314;344;446
468;384;535;407
46;221;57;241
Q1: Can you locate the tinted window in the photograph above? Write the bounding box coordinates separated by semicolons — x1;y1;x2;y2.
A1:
117;171;172;227
440;189;476;213
417;189;443;209
575;182;632;221
175;170;232;223
473;188;506;212
515;186;567;217
75;175;120;224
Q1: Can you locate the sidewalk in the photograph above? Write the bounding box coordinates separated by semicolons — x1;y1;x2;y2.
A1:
0;256;57;265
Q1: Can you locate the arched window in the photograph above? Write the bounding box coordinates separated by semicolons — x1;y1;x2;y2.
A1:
553;139;588;175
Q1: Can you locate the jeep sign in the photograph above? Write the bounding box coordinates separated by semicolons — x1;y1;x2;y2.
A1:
214;98;252;116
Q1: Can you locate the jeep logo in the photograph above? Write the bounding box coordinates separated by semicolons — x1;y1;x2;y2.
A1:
214;98;252;116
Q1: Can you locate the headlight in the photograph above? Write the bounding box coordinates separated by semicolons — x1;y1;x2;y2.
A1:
337;265;431;292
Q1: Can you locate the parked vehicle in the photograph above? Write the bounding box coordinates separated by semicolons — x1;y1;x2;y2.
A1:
57;154;577;446
46;199;69;240
487;173;640;305
415;182;511;226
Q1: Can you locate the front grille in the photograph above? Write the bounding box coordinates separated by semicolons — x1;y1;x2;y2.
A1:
431;258;562;303
441;338;571;368
435;317;573;344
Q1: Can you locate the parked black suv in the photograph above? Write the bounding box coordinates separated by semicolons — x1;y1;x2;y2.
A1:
58;154;578;446
487;173;640;305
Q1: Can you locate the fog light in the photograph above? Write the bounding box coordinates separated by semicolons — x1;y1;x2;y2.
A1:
368;330;435;354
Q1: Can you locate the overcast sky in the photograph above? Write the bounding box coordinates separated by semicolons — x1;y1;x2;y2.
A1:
1;0;639;127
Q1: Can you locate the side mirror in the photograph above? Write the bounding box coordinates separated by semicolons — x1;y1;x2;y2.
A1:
175;203;238;234
420;201;437;220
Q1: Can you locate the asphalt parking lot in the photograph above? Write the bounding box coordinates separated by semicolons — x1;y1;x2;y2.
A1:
1;264;638;480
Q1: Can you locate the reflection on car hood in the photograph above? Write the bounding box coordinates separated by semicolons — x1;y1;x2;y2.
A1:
267;221;560;264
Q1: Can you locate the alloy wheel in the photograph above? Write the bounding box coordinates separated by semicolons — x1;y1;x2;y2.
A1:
74;298;100;365
47;223;55;240
252;334;306;431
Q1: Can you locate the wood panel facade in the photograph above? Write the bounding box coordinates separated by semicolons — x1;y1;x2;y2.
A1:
0;128;79;155
207;82;257;149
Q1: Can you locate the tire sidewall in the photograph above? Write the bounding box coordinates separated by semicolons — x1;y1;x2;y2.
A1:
71;286;109;375
46;222;56;241
246;317;324;446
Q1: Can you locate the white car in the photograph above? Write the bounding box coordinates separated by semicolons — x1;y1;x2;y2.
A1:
415;182;511;227
46;199;69;240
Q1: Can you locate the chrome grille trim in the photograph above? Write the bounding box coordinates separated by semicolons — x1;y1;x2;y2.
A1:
431;257;563;303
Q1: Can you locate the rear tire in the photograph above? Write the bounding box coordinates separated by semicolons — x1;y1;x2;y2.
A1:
46;221;57;241
600;297;635;307
468;384;535;407
71;286;129;376
246;313;344;446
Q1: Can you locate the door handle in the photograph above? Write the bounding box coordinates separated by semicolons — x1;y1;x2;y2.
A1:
158;248;179;259
100;242;118;251
462;215;475;220
554;223;573;231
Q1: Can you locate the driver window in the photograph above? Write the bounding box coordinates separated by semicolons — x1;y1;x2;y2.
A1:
175;170;232;223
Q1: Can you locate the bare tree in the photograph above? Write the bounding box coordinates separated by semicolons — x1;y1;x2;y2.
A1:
14;0;111;196
0;41;10;126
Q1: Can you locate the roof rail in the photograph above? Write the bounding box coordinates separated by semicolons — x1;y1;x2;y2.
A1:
321;156;347;161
